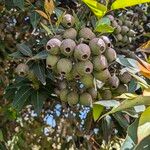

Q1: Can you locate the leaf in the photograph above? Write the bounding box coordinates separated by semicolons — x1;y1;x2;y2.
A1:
32;62;46;85
31;90;46;114
143;88;150;96
111;0;150;10
95;17;114;33
115;93;138;100
137;40;150;53
44;0;55;16
137;106;150;143
93;103;104;121
35;10;49;20
0;130;3;142
30;11;41;28
9;51;24;58
16;43;32;57
13;0;24;10
13;86;32;110
33;51;48;60
82;0;107;18
40;22;53;35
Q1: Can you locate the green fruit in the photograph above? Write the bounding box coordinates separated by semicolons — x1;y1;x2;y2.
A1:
60;89;69;102
80;74;94;88
63;28;77;40
59;81;67;90
62;14;75;28
53;35;63;41
108;75;120;89
101;89;112;100
124;21;132;27
93;55;108;71
79;92;92;106
89;38;106;55
46;38;61;55
76;60;93;76
116;19;123;26
71;66;81;79
122;35;129;43
94;69;111;82
87;88;97;99
127;30;136;37
60;39;76;57
112;20;118;28
74;43;91;61
79;27;96;40
67;91;79;106
119;72;132;84
46;54;59;69
115;25;122;34
15;63;29;77
100;36;111;47
115;84;128;95
104;47;117;63
121;26;129;34
116;34;123;41
57;58;72;75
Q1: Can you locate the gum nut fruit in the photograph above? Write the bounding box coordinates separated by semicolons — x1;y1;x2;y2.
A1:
71;66;81;79
78;27;96;40
115;25;122;34
15;63;29;76
67;92;79;106
63;28;77;40
61;14;75;28
53;35;63;41
79;92;92;107
115;84;128;95
119;72;132;84
87;88;97;99
89;38;106;55
101;89;112;100
93;55;108;71
46;55;59;69
112;20;118;28
107;15;115;21
65;72;74;81
122;35;129;43
104;47;117;63
127;30;136;37
116;34;123;41
54;88;61;96
46;38;61;55
116;19;123;26
57;58;72;75
59;81;67;90
94;69;111;82
60;89;69;102
108;75;120;90
76;60;93;76
124;21;132;27
100;36;111;47
60;39;76;56
121;26;129;34
80;74;94;88
74;43;91;61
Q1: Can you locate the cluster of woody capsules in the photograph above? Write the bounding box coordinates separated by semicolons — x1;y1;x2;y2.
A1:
45;14;132;107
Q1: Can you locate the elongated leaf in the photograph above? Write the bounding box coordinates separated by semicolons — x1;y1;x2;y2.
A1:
137;106;150;143
30;11;40;28
0;130;3;142
31;91;46;114
111;0;150;10
16;43;32;57
33;51;48;60
32;62;46;85
9;51;24;58
93;103;104;121
13;86;32;110
40;22;53;35
13;0;24;10
35;10;48;20
44;0;55;16
82;0;107;18
95;17;114;33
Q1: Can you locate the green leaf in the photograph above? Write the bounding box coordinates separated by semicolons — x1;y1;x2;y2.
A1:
137;106;150;143
9;51;24;59
111;0;150;10
93;103;104;121
82;0;107;18
95;17;114;33
32;62;46;85
30;11;41;28
13;0;24;10
31;91;46;114
0;130;4;142
40;22;53;35
13;86;32;110
16;43;32;57
33;51;48;60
